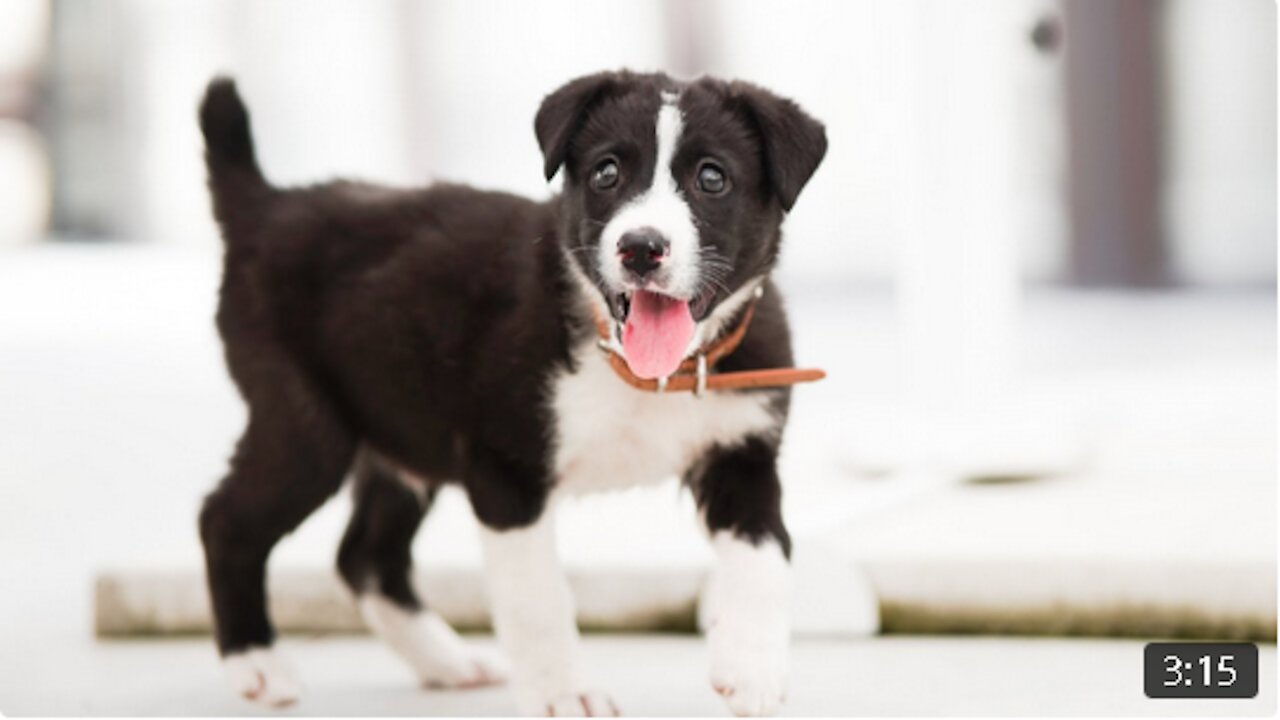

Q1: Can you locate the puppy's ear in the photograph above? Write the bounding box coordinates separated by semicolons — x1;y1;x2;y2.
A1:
535;72;621;181
730;83;828;212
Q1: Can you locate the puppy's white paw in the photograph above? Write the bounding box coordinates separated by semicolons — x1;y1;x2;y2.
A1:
708;634;787;717
543;691;620;717
417;638;510;690
359;598;508;690
223;646;302;708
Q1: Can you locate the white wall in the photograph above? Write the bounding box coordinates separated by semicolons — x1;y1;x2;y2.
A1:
1161;0;1277;286
116;0;420;246
709;0;1067;286
117;0;668;247
405;0;667;199
0;0;50;246
95;0;1272;288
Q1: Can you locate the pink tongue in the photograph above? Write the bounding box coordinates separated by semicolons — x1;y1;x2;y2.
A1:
622;290;696;379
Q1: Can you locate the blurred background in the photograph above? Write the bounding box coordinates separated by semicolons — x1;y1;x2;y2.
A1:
0;0;1274;715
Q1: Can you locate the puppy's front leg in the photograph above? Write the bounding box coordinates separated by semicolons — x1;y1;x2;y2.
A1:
479;506;617;716
693;436;793;717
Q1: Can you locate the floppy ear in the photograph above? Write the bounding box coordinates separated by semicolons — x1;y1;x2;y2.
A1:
534;72;622;181
730;83;828;212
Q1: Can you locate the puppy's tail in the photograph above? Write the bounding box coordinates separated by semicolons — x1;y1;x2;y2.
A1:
199;77;271;238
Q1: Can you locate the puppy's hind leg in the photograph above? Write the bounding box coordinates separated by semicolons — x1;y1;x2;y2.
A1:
338;454;508;689
199;355;358;707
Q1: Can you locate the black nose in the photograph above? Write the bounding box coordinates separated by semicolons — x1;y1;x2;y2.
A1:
617;228;669;280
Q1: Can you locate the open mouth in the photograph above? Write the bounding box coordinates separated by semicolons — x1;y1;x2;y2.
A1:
609;287;715;324
608;288;715;379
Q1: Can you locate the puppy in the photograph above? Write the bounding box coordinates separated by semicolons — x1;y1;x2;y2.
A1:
197;70;826;716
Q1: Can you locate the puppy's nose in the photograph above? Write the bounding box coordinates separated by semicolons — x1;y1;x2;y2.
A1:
617;228;669;280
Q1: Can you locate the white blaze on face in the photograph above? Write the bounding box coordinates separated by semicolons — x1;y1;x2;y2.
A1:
597;92;700;298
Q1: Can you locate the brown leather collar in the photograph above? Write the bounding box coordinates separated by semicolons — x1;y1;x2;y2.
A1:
591;288;827;395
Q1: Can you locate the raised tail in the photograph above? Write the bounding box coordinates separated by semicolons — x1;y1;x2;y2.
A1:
199;77;270;237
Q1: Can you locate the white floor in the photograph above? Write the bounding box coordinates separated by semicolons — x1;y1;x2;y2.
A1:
0;635;1274;717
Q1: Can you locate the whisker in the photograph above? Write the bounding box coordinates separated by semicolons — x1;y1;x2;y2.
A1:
695;270;733;296
697;260;734;277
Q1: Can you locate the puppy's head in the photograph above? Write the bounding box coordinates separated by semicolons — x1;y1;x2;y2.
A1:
537;71;826;379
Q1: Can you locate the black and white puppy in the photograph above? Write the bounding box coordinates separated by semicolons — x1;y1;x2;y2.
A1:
197;70;826;716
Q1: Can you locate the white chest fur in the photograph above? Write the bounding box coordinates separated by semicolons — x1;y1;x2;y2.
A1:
548;340;780;496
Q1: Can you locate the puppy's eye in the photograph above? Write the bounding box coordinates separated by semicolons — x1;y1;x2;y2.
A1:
696;163;728;195
591;159;620;191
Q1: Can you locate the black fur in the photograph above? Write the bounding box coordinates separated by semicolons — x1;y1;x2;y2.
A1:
197;72;825;656
690;436;792;558
726;82;828;212
337;452;436;609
